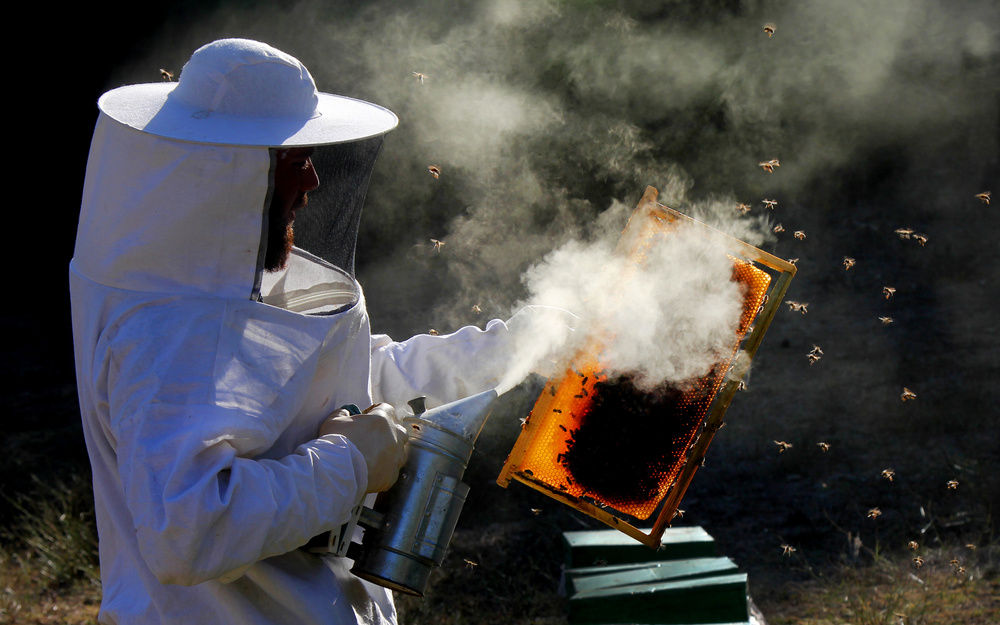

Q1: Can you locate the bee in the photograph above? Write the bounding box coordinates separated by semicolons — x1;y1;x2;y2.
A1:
956;566;966;576
160;69;174;81
807;353;821;365
471;304;482;315
810;345;824;356
759;159;780;173
947;480;959;489
781;544;796;556
867;507;882;519
427;165;442;179
794;230;806;240
879;316;894;325
974;191;990;205
881;469;895;481
965;543;977;550
762;199;778;210
786;300;808;313
736;203;751;215
912;233;928;246
912;556;924;568
428;328;439;336
411;71;429;84
883;286;896;299
463;558;478;569
844;257;856;270
774;440;793;453
817;442;831;452
773;223;785;233
530;508;542;516
907;541;919;550
949;558;961;567
900;387;917;401
737;380;747;391
763;23;776;37
672;509;685;519
430;238;445;252
895;228;914;239
788;258;799;266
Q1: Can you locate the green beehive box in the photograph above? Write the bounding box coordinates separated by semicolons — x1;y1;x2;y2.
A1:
568;572;749;624
563;526;716;569
566;557;739;595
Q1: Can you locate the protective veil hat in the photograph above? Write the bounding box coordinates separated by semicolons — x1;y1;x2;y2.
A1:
97;38;398;147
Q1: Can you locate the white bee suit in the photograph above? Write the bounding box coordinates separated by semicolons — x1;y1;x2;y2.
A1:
71;112;520;624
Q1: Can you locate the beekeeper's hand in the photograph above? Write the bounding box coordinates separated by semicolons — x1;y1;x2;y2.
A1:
319;403;409;493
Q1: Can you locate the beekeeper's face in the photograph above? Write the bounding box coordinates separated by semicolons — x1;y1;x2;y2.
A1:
265;147;320;271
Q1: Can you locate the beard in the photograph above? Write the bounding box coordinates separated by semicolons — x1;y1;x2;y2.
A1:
263;193;304;272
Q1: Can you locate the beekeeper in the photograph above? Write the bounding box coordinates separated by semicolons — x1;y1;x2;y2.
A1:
71;38;556;625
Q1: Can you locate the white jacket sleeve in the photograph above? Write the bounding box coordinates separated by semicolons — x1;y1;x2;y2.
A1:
370;305;579;409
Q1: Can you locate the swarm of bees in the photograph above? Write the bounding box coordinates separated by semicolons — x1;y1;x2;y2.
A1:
794;230;806;240
974;191;990;205
883;286;896;299
881;468;895;481
781;544;796;556
786;300;809;313
160;69;174;81
844;257;856;270
774;440;793;453
879;316;894;325
900;387;917;401
763;23;777;37
736;203;751;215
762;199;778;210
867;507;882;519
427;165;442;179
759;159;780;173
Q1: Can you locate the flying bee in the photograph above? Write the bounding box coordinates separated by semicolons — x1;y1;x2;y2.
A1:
781;544;796;556
788;258;799;266
949;558;961;567
763;23;776;37
956;566;966;576
773;223;785;233
912;233;928;246
759;159;780;173
974;191;990;205
881;469;895;482
160;68;174;81
867;507;882;519
427;165;442;179
762;199;778;210
883;286;896;299
672;509;685;519
411;71;429;83
737;380;747;391
965;543;977;550
774;440;793;453
900;387;917;401
794;230;806;240
786;300;808;313
471;304;482;315
912;556;924;568
879;316;894;325
428;328;439;336
947;480;959;489
810;345;824;356
907;541;918;550
463;558;478;569
817;442;830;452
430;238;445;252
844;257;856;270
807;353;821;365
530;508;542;516
895;228;914;239
736;203;751;215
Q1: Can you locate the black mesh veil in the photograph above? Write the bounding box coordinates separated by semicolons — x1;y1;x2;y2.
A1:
277;136;385;277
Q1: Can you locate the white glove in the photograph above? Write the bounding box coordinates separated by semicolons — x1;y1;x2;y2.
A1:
318;403;409;493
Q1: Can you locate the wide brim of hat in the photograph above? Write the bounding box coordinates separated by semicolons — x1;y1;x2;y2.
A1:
98;82;398;147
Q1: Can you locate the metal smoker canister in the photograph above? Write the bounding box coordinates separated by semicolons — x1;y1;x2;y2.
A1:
351;390;497;596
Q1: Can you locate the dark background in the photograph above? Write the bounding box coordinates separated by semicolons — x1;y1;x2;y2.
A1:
6;0;998;619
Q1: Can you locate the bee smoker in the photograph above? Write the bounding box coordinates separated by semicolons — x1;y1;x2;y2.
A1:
346;389;498;596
